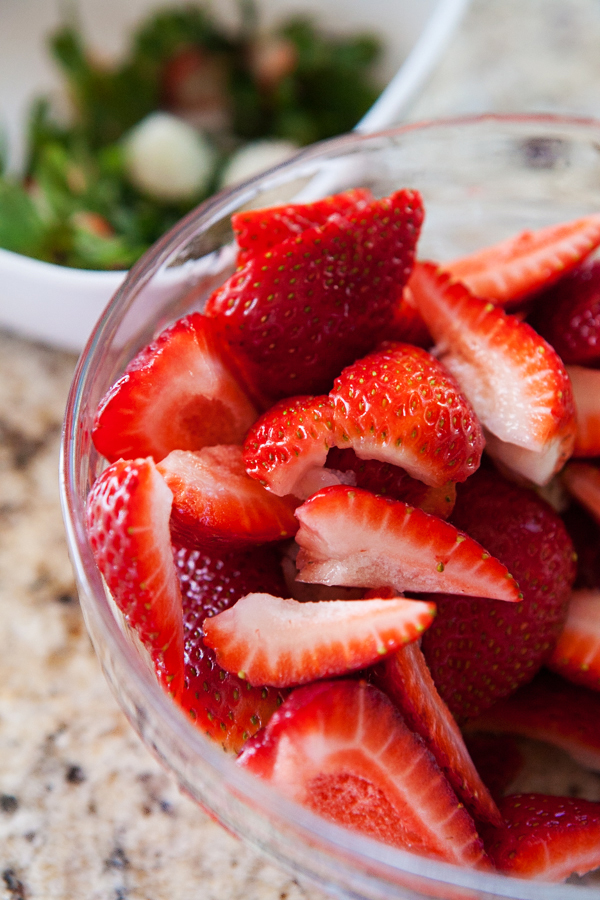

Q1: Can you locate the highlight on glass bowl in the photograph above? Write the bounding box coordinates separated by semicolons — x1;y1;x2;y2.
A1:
0;0;469;351
61;114;600;900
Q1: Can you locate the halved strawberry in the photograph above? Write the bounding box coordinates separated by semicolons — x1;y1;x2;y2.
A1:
373;641;502;825
156;445;298;550
463;734;524;802
388;266;433;347
529;259;600;364
244;395;338;498
421;468;576;721
202;592;436;687
549;589;600;691
295;485;522;601
232;188;372;266
326;448;456;519
442;213;600;307
175;543;289;752
238;680;490;866
92;313;257;464
481;793;600;881
566;366;600;457
86;458;184;696
410;263;576;485
330;342;484;487
205;189;424;399
466;670;600;772
563;462;600;523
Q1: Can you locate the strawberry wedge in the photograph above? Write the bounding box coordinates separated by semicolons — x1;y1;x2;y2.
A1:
549;589;600;691
92;313;257;464
466;671;600;772
202;593;436;687
86;458;184;696
410;263;576;485
295;486;521;600
374;641;502;825
566;366;600;457
481;794;600;881
442;213;600;308
157;445;298;550
563;462;600;523
238;680;490;867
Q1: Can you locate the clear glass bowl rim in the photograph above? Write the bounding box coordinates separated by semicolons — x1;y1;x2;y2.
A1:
60;112;600;900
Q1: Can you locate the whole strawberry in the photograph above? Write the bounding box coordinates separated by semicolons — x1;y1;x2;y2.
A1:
175;543;289;752
421;468;576;721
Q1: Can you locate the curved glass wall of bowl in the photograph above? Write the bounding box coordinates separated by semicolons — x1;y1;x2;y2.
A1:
62;117;600;900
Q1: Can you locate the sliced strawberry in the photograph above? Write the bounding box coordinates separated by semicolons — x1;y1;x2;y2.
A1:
330;342;484;488
442;213;600;307
388;266;433;347
205;189;424;399
563;462;600;523
326;448;456;519
481;793;600;881
232;188;372;266
295;485;522;601
529;260;600;364
562;502;600;591
92;313;257;464
463;734;524;802
156;445;298;550
422;468;576;721
549;589;600;691
244;395;338;498
175;543;289;752
566;366;600;457
86;458;184;696
238;680;490;866
467;670;600;772
203;592;436;687
373;642;502;825
410;263;576;485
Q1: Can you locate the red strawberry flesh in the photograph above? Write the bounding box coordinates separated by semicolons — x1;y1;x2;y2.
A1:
548;589;600;691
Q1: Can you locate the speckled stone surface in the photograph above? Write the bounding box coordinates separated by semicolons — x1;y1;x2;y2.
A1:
3;2;600;898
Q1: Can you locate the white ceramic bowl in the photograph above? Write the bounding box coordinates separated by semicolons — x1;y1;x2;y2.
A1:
0;0;469;352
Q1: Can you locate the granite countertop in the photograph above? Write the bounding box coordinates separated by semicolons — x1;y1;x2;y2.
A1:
3;1;600;898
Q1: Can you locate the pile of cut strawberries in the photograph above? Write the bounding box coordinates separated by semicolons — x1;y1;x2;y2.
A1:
86;186;600;881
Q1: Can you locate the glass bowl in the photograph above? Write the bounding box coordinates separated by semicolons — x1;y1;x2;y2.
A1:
61;114;600;900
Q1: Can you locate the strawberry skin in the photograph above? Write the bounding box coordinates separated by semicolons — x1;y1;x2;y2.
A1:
410;263;576;485
238;680;490;867
202;593;436;687
157;445;298;550
566;366;600;457
481;793;600;881
549;589;600;691
86;458;184;696
530;260;600;364
443;213;600;307
330;342;484;488
232;188;372;266
206;189;424;399
463;734;524;803
466;670;600;772
295;485;522;601
388;265;433;347
373;642;502;825
92;313;257;464
175;543;288;752
421;469;577;721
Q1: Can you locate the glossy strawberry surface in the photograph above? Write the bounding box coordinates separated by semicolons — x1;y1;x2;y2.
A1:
530;260;600;364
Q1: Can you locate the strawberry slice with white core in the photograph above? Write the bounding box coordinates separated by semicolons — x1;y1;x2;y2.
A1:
549;589;600;691
410;263;576;485
156;445;298;550
466;671;600;772
563;461;600;523
86;458;184;696
330;342;484;488
92;313;257;464
481;793;600;881
238;680;490;866
566;365;600;457
295;485;522;601
442;213;600;308
374;641;502;826
202;592;436;687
